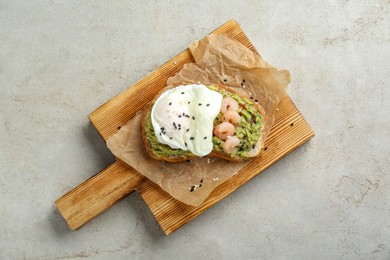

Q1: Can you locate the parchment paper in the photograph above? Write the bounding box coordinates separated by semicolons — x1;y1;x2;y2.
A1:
168;34;291;139
107;34;290;206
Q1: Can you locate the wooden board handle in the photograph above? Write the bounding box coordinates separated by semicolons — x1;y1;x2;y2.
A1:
55;159;145;230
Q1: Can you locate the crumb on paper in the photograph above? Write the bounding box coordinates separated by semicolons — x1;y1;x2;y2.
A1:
189;184;202;192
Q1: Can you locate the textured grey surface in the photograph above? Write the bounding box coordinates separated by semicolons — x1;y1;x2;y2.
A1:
1;1;390;259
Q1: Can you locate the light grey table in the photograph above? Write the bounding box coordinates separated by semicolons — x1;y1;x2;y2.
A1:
1;1;389;259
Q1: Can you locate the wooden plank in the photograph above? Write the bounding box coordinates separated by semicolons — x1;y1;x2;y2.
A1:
54;95;313;232
55;19;314;234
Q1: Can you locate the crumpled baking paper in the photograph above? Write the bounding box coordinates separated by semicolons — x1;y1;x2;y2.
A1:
107;34;290;206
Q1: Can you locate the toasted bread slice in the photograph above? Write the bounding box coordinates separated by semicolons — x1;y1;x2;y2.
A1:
141;84;266;162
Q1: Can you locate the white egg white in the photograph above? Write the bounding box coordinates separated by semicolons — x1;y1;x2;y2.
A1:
151;84;223;156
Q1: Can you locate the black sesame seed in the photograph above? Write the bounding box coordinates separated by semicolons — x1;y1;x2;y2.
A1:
250;96;254;100
204;136;207;140
190;137;194;140
206;104;210;107
186;128;190;132
185;142;187;147
181;92;184;94
178;124;181;127
223;79;227;82
242;79;246;83
252;145;255;149
192;116;195;120
241;83;244;87
185;114;190;118
189;185;195;192
199;184;202;187
178;115;182;118
159;133;162;136
227;105;230;109
170;137;172;140
200;179;203;183
169;102;172;105
188;101;190;104
255;99;258;102
182;113;185;116
198;103;202;106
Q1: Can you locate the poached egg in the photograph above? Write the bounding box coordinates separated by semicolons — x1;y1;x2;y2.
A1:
151;84;223;156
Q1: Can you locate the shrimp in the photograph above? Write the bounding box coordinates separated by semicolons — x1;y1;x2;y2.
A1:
213;122;235;140
222;110;241;125
223;136;240;154
221;97;239;114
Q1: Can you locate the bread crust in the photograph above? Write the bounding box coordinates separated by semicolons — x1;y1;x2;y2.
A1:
141;84;267;162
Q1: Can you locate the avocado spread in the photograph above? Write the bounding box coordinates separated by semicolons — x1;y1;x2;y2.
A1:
144;85;263;159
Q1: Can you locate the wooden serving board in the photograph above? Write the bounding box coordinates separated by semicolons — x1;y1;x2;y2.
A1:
55;19;314;235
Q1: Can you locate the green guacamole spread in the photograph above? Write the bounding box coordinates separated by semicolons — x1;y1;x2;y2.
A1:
144;85;263;159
